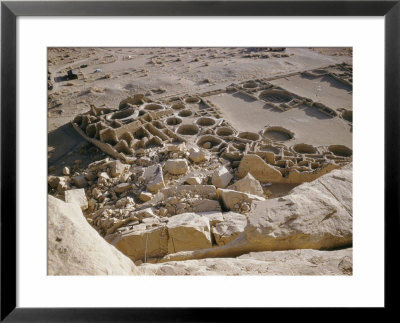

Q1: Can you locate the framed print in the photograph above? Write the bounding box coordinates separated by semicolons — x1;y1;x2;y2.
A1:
1;0;399;321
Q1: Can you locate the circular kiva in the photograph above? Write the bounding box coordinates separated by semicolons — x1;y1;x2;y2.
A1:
215;127;234;137
143;103;164;111
259;89;292;103
237;131;260;141
171;103;186;110
176;124;199;136
166;116;182;126
263;126;294;141
178;109;193;117
292;143;317;154
196;117;216;127
197;135;222;149
328;145;352;157
242;81;258;89
341;110;352;122
185;96;201;104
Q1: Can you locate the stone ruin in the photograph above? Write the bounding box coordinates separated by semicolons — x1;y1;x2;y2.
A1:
49;63;353;265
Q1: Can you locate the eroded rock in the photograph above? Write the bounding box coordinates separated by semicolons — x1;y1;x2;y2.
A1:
217;188;265;212
167;212;212;253
111;224;168;262
228;172;264;197
64;188;88;210
159;164;353;263
188;147;209;163
212;212;247;246
237;154;282;183
48;195;140;275
164;159;189;175
211;166;233;188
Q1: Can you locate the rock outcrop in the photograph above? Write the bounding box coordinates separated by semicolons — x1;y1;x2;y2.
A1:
227;172;264;197
140;248;353;275
64;188;88;210
164;159;189;175
212;212;247;246
167;213;212;253
211;166;233;188
110;224;169;262
237;154;283;182
48;195;140;275
159;164;352;263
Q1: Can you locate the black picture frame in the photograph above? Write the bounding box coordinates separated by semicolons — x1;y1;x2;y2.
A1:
1;1;399;321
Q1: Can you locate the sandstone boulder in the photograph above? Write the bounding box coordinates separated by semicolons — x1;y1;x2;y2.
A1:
139;191;153;202
190;199;222;213
212;212;247;246
167;213;212;253
114;183;131;194
111;224;168;262
48;195;140;275
143;164;165;193
48;175;63;189
188;147;209;163
197;211;224;226
211;166;233;188
57;179;71;193
64;188;88;210
109;160;128;178
164;159;189;175
88;158;110;171
217;188;265;211
228;172;264;197
244;164;353;250
185;177;202;185
72;175;88;188
237;154;282;183
159;164;353;263
98;172;110;180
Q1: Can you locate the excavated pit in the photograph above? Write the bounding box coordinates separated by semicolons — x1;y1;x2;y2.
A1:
178;109;193;117
342;110;353;122
176;124;199;136
196;117;216;127
215;127;234;137
328;145;352;157
242;81;258;89
185;97;201;104
263;127;294;141
171;103;185;110
197;135;222;149
292;143;317;154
